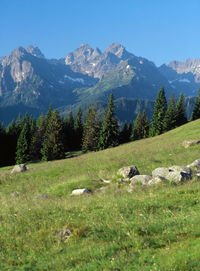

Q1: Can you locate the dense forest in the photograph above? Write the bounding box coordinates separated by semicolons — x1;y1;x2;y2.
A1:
1;88;200;167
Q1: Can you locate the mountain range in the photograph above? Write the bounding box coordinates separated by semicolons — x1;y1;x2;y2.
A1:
0;43;200;125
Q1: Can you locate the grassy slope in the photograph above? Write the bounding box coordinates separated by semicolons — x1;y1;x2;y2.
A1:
1;120;200;270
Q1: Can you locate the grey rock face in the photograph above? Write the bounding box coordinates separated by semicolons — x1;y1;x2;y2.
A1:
71;188;91;195
11;164;27;174
182;140;200;148
118;166;140;179
26;45;45;58
152;167;170;179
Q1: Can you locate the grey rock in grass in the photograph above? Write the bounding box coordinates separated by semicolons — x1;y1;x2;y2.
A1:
101;179;111;184
152;167;170;179
11;164;27;174
118;166;140;179
152;165;192;184
182;140;200;148
130;175;152;185
58;227;73;242
11;191;20;197
96;186;109;193
34;194;48;200
187;159;200;169
71;188;91;195
148;176;166;185
117;178;130;183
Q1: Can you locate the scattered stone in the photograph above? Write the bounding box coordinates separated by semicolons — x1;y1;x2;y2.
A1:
101;179;111;184
58;227;73;242
152;167;170;179
71;188;91;195
118;166;140;179
130;175;152;185
182;140;200;148
187;159;200;169
195;173;200;180
11;164;27;174
152;165;192;184
148;176;166;185
10;191;20;197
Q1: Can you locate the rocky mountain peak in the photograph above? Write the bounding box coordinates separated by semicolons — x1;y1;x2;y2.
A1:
26;45;45;58
104;43;133;60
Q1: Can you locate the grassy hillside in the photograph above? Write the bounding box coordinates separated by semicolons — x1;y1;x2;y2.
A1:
1;120;200;270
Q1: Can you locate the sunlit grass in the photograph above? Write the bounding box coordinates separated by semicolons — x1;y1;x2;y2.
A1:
0;120;200;270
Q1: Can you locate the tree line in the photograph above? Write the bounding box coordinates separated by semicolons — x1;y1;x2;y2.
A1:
1;88;200;167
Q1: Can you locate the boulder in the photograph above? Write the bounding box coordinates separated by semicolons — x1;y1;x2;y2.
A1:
182;140;200;148
148;176;166;185
187;159;200;169
152;165;192;184
11;164;27;174
71;188;91;195
152;167;170;179
101;179;111;184
118;166;140;179
130;175;152;185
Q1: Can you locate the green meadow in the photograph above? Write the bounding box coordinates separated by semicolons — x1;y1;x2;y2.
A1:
1;119;200;270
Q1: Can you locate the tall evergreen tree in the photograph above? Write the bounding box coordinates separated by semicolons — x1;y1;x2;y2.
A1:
119;121;130;144
30;113;46;160
141;110;149;138
15;119;31;164
74;107;83;150
131;112;143;140
98;93;119;149
41;110;65;161
164;93;177;131
191;89;200;121
150;87;167;136
82;107;100;151
6;120;18;166
175;93;187;126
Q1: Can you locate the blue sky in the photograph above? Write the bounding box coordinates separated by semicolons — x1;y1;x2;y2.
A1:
1;0;200;66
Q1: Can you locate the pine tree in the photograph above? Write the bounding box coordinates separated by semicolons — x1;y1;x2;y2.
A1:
175;93;187;127
82;107;100;151
41;110;65;161
74;107;83;150
119;121;130;144
15;120;31;164
131;112;143;140
150;87;167;136
141;110;149;138
64;111;75;151
6;120;18;165
30;113;45;160
163;93;177;131
191;89;200;121
98;93;119;149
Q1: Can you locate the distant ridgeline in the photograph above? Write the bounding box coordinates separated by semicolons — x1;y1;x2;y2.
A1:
1;44;200;125
1;89;200;168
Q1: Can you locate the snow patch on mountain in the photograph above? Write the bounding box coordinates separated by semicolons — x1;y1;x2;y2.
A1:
64;75;85;84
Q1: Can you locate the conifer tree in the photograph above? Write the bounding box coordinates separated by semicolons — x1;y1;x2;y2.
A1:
164;93;177;131
41;110;65;161
64;111;75;151
175;93;187;126
30;113;45;160
15;120;31;164
190;89;200;121
150;87;167;136
131;112;143;140
98;93;119;149
82;107;100;151
6;120;18;165
119;121;130;144
141;110;149;138
74;107;83;150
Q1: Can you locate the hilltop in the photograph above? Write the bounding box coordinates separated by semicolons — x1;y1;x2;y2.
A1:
1;119;200;270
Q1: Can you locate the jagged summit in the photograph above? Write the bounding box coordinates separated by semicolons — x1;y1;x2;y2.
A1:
26;45;45;58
